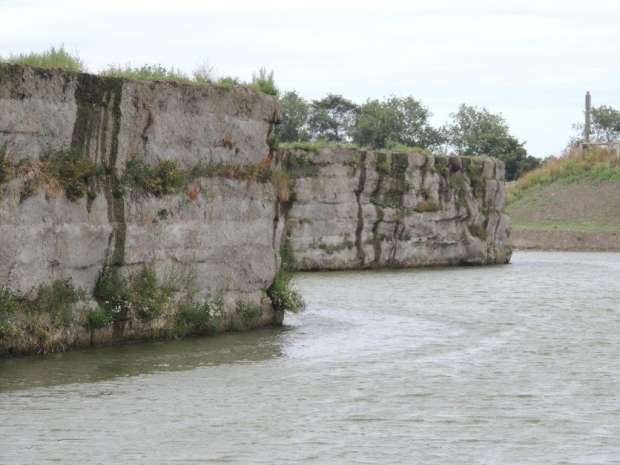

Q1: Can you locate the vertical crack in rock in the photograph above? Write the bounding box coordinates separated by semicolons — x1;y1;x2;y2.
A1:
72;74;126;334
354;152;367;266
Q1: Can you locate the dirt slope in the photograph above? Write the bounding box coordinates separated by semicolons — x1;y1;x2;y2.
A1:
506;181;620;251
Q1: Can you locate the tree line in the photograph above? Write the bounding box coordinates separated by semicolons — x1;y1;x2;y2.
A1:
274;91;540;181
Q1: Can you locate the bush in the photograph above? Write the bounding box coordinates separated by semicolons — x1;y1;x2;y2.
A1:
33;279;80;328
84;306;113;331
94;268;131;321
123;159;186;196
176;296;223;334
43;150;98;201
129;267;173;321
248;68;278;96
268;271;304;313
235;301;263;327
2;45;85;72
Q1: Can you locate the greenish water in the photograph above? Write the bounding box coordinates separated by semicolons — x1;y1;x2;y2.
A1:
1;251;620;464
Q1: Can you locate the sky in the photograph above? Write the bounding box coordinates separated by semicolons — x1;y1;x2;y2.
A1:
1;0;619;157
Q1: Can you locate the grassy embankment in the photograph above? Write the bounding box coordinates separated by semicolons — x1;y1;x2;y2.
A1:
506;148;620;250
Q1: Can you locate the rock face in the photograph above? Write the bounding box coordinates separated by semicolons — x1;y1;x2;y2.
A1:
279;147;511;269
0;65;511;356
0;65;281;355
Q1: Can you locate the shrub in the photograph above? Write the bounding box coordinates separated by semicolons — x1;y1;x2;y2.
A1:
43;150;98;201
94;268;131;321
83;306;113;331
129;267;173;321
176;296;223;334
268;271;304;313
123;159;185;196
2;45;85;72
235;301;263;327
248;68;278;96
33;279;80;328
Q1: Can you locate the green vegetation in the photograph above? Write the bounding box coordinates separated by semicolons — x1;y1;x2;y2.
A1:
248;68;278;96
83;306;113;331
94;266;174;323
101;64;193;84
176;296;223;334
447;104;539;181
42;149;98;201
413;200;440;213
235;301;263;328
508;148;620;204
1;45;85;72
0;280;81;346
353;97;444;150
123;159;186;197
268;270;304;313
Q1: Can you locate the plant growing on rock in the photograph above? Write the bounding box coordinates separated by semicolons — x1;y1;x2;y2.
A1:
268;271;304;313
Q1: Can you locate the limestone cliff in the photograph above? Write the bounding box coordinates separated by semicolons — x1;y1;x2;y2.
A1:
0;64;281;355
0;65;511;356
279;147;511;269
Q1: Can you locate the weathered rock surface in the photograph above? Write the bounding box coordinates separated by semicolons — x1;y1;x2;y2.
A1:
0;65;511;356
279;148;511;269
0;65;281;355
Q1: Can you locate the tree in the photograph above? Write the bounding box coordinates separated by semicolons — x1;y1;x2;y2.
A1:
307;94;358;142
352;96;445;149
447;104;539;180
591;105;620;143
275;91;310;143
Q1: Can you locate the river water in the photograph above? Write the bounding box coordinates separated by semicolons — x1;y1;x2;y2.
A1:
1;251;620;464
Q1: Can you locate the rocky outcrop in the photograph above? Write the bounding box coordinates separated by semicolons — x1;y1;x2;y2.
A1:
279;147;511;269
0;64;281;355
0;65;511;356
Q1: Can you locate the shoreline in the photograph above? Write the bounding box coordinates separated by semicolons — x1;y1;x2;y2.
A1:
509;228;620;252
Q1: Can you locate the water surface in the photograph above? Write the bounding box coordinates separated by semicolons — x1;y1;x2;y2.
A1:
1;251;620;464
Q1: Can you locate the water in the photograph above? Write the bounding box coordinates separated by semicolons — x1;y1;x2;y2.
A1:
1;251;620;464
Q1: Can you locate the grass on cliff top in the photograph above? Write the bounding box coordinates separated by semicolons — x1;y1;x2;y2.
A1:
2;46;278;96
507;147;620;204
278;140;433;155
1;45;85;72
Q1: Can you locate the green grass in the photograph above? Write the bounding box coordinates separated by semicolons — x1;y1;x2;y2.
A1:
511;221;620;233
101;64;193;84
1;46;85;72
279;140;360;152
508;148;620;204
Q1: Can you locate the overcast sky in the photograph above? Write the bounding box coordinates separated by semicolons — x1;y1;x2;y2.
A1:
2;0;619;157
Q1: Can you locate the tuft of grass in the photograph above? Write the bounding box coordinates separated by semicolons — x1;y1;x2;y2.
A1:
508;147;620;204
83;306;113;331
279;140;360;153
413;200;440;213
101;64;192;84
268;271;304;313
2;45;85;72
248;68;278;96
0;145;12;185
235;301;263;328
129;267;174;321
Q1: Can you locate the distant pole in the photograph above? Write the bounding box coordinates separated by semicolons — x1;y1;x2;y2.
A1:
585;91;592;143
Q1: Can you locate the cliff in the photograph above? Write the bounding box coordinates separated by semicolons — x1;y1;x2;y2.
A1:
279;147;511;269
0;65;511;356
